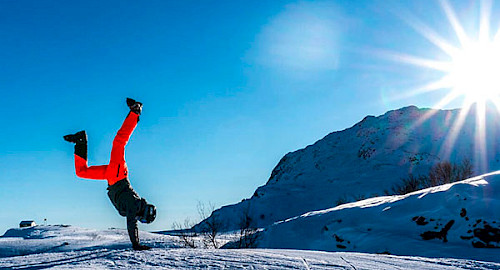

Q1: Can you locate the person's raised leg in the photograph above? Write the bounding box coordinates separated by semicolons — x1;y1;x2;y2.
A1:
107;98;142;184
110;98;142;164
64;130;107;180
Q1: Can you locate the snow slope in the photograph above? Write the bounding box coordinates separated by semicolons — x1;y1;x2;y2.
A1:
1;226;499;269
196;105;500;231
257;171;500;262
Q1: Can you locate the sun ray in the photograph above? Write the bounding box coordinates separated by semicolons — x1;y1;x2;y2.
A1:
490;97;500;114
440;98;473;159
494;28;500;43
493;11;500;43
396;10;459;57
479;0;492;43
474;102;488;172
380;51;451;71
439;0;470;47
410;90;462;130
386;76;452;102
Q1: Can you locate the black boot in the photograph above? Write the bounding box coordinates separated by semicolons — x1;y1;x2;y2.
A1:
63;130;87;144
64;131;88;160
126;98;143;115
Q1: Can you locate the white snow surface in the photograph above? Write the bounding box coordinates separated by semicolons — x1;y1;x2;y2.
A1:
198;106;500;231
257;171;500;263
1;225;499;269
0;225;180;257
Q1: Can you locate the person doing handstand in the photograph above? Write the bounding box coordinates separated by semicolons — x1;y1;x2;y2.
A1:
64;98;156;250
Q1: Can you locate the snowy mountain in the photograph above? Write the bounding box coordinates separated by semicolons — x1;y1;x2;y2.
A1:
1;225;499;269
196;105;500;231
257;171;500;263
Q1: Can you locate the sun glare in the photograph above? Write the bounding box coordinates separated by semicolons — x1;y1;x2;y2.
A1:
382;0;500;170
388;0;500;107
448;40;500;103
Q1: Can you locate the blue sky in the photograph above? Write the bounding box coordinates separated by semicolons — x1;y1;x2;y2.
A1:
0;0;493;233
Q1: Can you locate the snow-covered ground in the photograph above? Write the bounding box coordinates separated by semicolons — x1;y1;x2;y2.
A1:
0;225;180;258
257;171;500;263
3;248;500;269
1;225;499;269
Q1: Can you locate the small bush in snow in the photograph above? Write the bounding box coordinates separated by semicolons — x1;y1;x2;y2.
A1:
428;159;473;186
237;206;259;248
391;174;427;195
353;194;366;202
197;201;224;249
335;196;349;206
391;159;474;195
172;218;198;248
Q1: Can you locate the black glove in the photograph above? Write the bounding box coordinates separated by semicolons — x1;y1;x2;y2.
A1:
133;244;151;251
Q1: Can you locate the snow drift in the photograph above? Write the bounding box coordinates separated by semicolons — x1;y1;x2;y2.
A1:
257;171;500;262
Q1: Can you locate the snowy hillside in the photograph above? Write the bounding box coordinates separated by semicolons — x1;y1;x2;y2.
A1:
197;105;500;231
1;226;500;269
257;171;500;262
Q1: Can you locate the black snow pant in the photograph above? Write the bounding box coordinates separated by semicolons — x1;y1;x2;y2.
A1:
107;178;147;247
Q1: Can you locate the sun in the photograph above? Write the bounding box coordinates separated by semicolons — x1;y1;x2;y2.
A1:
379;0;500;171
447;40;500;104
383;0;500;108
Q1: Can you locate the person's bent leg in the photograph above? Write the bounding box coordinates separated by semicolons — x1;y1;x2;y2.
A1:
71;133;107;180
75;155;107;179
74;150;107;180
